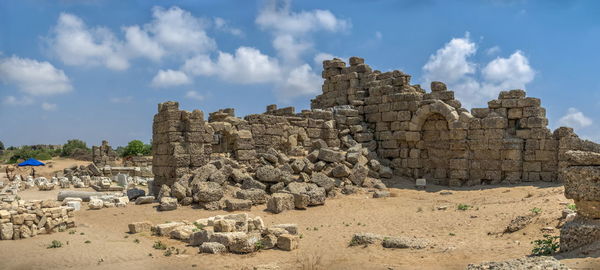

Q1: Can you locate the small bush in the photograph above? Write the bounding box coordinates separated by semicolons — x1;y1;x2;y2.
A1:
531;234;559;256
530;207;542;214
193;222;205;230
457;204;471;211
68;230;76;234
153;241;167;250
84;240;91;244
255;240;264;250
134;239;140;244
47;240;63;249
567;204;577;211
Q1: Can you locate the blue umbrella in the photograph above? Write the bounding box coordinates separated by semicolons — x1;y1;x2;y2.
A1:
18;158;45;167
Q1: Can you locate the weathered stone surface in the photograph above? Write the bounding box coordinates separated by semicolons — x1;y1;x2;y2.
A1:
560;216;600;252
310;173;335;192
225;198;252;211
170;225;196;241
155;222;185;236
200;242;227;254
276;234;299;251
135;196;155;205
382;236;428;249
256;165;282;182
241;178;266;190
318;148;345;163
193;182;224;202
229;233;261;253
126;188;146;200
190;229;214;246
128;221;152;234
466;256;568;270
266;193;295;214
88;198;104;210
349;233;383;246
0;223;13;240
565;150;600;166
235;189;268;205
159;197;178;211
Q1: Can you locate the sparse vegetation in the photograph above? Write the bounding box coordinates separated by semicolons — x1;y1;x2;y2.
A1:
255;240;265;250
567;204;577;211
530;207;542;214
457;204;471;211
47;240;63;249
68;230;76;235
61;139;90;157
153;241;167;250
134;239;140;244
531;234;560;256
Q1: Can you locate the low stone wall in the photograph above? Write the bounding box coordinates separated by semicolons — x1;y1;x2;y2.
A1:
0;199;75;240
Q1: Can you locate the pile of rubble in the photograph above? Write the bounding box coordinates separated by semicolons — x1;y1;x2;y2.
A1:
466;256;568;270
155;144;390;213
0;198;75;240
56;190;141;210
128;213;300;254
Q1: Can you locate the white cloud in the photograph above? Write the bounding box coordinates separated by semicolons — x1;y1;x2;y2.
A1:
272;34;312;63
559;108;593;128
0;55;72;96
147;6;216;55
109;96;133;103
482;50;534;87
123;25;164;61
151;69;191;87
214;17;243;37
423;34;477;83
422;34;535;108
48;13;129;70
41;102;57;111
185;91;205;101
375;31;383;40
48;7;216;70
183;47;280;84
256;0;349;35
278;64;322;101
3;95;34;106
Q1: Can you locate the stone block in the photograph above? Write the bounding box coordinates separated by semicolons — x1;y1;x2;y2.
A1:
128;221;153;234
276;234;299;251
266;193;295;214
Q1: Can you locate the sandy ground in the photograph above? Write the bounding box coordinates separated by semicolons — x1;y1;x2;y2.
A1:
2;157;92;181
1;180;599;270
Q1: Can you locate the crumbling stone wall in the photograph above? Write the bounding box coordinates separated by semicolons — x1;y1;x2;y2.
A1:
92;140;118;167
152;56;598;189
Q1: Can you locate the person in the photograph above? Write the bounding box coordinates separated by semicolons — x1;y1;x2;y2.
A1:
32;167;35;178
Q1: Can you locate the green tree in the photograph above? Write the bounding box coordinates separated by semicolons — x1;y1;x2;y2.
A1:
122;140;151;157
8;147;53;163
0;141;4;150
61;139;89;157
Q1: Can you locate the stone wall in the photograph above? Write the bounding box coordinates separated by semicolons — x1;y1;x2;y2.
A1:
0;200;76;240
152;56;598;189
92;140;118;167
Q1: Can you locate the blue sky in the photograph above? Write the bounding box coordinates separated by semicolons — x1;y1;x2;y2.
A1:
1;0;599;147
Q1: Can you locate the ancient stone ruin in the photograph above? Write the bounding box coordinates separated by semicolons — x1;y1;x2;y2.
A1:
152;56;599;195
92;140;118;167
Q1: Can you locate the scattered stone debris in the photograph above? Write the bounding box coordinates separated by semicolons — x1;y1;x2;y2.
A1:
349;233;428;249
504;215;533;233
466;256;568;270
128;213;300;254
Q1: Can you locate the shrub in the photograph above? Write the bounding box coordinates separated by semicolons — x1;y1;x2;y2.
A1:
0;141;4;150
122;140;151;157
8;146;55;163
531;234;560;256
567;204;577;211
47;240;63;248
457;204;471;211
530;207;542;214
153;241;167;250
61;139;89;157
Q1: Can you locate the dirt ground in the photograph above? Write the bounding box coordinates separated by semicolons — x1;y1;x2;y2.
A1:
2;157;92;181
1;179;599;270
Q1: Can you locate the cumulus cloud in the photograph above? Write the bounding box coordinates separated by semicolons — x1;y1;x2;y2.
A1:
256;0;349;63
147;6;216;55
41;102;57;111
559;108;593;128
0;55;72;96
48;13;129;70
256;0;349;35
485;46;501;55
313;52;335;67
185;90;205;101
183;47;280;84
279;64;322;101
422;34;535;108
48;7;216;70
151;69;191;87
